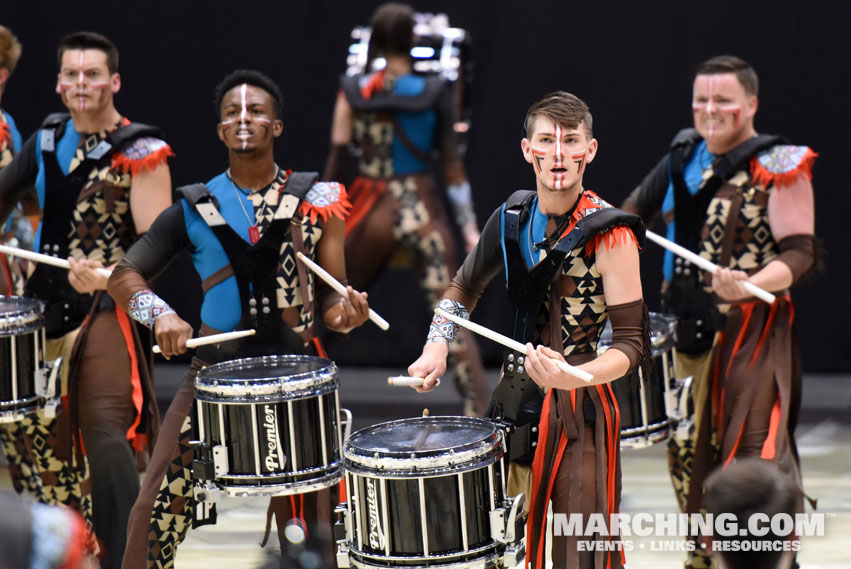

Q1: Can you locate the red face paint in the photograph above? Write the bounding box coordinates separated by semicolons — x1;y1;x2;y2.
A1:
571;152;586;173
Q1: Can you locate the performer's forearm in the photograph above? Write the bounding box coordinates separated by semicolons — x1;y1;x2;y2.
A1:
746;259;795;294
107;261;154;312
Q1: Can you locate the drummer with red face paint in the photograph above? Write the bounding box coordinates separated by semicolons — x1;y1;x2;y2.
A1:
623;55;817;569
409;91;649;569
107;69;370;569
0;31;173;569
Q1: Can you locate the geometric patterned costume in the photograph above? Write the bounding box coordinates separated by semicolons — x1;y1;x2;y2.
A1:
324;71;489;416
110;169;350;569
624;130;817;569
439;189;646;569
0;113;171;568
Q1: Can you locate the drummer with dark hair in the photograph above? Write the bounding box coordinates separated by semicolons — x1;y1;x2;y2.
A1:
323;2;489;417
409;91;649;569
107;69;371;569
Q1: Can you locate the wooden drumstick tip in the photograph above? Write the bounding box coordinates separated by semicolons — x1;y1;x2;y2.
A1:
422;409;430;417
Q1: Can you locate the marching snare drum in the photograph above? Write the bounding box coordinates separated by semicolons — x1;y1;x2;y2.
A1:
600;312;679;449
337;416;524;569
0;296;60;422
192;355;345;497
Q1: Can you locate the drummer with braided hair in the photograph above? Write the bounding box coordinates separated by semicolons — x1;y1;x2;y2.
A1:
409;91;649;569
107;69;370;569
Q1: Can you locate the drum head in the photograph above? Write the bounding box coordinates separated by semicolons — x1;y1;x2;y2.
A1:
0;295;44;335
345;416;503;476
195;354;338;401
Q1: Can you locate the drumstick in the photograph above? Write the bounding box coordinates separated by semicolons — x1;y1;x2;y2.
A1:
295;252;390;331
387;376;441;387
645;231;776;304
0;244;112;278
152;329;256;354
434;308;593;382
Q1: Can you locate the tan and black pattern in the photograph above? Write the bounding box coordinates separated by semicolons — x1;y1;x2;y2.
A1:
0;419;43;496
353;112;394;179
147;416;194;569
697;168;779;292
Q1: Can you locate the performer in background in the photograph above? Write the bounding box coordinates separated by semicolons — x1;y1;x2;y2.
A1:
0;31;172;569
323;2;488;416
623;55;817;569
0;24;30;296
108;69;370;569
409;91;647;569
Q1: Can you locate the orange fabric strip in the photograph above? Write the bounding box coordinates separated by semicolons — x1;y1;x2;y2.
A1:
595;385;616;519
527;390;553;569
345;178;385;236
723;422;746;468
114;307;144;450
760;398;782;460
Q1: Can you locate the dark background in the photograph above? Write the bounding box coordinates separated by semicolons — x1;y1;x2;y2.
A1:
4;0;849;370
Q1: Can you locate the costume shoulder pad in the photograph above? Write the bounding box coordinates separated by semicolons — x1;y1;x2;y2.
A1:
751;144;818;188
298;181;352;223
112;136;174;176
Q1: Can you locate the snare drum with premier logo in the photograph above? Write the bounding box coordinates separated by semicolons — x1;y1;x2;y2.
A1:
192;355;345;497
336;416;524;569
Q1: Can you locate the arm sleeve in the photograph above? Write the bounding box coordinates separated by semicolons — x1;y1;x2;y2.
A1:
775;233;818;283
443;206;503;311
107;202;190;310
0;133;39;222
621;153;670;226
607;298;646;372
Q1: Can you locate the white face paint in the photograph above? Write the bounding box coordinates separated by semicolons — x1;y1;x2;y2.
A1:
239;83;248;150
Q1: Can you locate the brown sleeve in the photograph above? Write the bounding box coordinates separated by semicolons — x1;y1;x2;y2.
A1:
776;233;818;283
107;261;153;312
442;205;504;311
607;298;646;372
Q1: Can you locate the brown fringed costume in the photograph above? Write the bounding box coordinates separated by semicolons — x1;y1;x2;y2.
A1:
431;189;647;569
624;131;817;569
0;113;170;568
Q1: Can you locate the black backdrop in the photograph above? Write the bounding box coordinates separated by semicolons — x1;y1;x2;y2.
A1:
4;1;849;370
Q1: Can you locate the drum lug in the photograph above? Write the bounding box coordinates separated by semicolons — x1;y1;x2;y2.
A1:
37;357;62;419
334;503;352;567
335;542;351;568
212;445;229;477
504;542;526;568
490;492;525;544
193;482;220;526
35;356;62;399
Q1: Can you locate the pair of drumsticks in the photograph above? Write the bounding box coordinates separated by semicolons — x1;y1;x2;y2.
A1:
1;230;775;369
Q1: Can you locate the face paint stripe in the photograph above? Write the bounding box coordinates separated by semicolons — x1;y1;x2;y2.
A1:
240;83;248;150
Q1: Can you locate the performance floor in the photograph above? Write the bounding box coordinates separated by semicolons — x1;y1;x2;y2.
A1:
2;367;849;568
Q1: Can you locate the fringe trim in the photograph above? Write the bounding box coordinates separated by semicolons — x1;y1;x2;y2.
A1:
360;70;385;100
0;119;10;149
750;148;818;189
111;144;175;176
298;183;352;224
585;225;640;256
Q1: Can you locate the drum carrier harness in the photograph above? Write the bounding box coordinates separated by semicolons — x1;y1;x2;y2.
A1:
663;128;783;353
177;172;321;362
25;113;161;337
489;190;644;464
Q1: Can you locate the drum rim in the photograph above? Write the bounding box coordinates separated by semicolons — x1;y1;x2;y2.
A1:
344;416;503;474
195;354;338;398
347;541;501;567
0;295;45;335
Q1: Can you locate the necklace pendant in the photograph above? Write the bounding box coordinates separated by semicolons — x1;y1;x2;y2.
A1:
249;225;260;244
